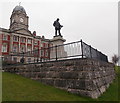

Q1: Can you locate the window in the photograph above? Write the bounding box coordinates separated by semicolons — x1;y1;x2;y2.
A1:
41;43;44;47
21;45;25;52
41;50;44;56
28;39;32;44
13;45;18;52
27;46;32;52
13;36;19;42
45;43;48;48
2;44;7;52
3;35;7;40
2;57;8;61
28;58;31;63
21;37;25;43
34;40;38;45
34;47;38;50
45;50;48;57
13;57;17;62
34;47;39;56
2;57;5;61
50;44;53;47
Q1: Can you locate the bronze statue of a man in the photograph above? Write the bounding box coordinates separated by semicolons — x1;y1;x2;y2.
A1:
53;18;63;36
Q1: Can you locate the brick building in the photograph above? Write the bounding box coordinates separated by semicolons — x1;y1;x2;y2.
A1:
0;5;52;63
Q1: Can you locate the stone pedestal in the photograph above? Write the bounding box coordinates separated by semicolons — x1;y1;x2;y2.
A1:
50;35;66;46
50;35;67;60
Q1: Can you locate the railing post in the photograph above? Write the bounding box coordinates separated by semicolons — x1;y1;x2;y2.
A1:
81;39;84;58
106;55;108;62
34;50;35;63
43;47;45;62
55;45;58;61
89;45;92;58
96;49;98;60
48;46;50;61
37;49;39;62
23;52;24;63
20;52;24;63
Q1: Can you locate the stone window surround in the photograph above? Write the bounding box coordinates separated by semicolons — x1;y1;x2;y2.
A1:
20;45;25;52
13;44;18;52
34;40;38;45
45;50;48;57
3;34;8;40
13;35;19;42
41;49;44;56
34;47;38;50
2;43;7;52
45;43;48;48
27;38;32;44
27;45;32;52
20;37;26;43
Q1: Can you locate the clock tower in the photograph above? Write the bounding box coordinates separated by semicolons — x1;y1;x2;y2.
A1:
10;5;29;31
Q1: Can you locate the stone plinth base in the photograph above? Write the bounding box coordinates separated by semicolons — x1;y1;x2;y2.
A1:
50;35;67;59
50;35;66;46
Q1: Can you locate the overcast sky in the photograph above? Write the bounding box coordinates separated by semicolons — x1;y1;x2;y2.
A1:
0;0;119;62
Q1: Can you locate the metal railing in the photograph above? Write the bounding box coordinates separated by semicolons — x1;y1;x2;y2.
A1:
81;40;108;62
3;39;108;64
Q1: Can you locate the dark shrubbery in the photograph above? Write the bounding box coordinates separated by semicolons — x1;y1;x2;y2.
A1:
2;60;22;66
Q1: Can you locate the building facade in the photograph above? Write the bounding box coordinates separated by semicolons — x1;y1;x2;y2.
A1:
0;5;52;63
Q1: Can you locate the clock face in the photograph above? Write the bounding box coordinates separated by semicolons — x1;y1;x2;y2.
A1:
20;18;24;22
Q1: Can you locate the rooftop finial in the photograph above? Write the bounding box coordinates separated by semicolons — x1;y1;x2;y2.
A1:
19;2;21;6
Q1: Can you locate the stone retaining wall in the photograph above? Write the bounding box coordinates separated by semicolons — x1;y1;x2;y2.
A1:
3;58;115;98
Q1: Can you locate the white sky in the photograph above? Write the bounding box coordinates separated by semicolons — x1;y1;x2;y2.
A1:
0;0;119;62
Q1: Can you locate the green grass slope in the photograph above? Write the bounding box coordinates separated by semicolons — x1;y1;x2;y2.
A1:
2;72;93;101
2;66;119;101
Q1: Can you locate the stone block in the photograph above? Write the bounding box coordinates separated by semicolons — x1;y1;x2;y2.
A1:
74;80;86;90
90;89;101;99
41;78;54;86
54;79;67;87
99;85;106;93
37;72;46;78
59;72;78;79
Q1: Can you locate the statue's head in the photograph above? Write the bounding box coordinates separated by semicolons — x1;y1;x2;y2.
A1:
57;18;59;21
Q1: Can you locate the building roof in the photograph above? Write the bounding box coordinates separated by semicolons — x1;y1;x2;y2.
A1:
0;27;10;33
13;5;26;13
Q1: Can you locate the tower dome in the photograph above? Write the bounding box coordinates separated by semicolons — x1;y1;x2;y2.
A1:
13;5;26;13
10;5;28;31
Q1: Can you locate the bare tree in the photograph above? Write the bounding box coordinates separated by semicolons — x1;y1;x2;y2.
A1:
112;54;119;65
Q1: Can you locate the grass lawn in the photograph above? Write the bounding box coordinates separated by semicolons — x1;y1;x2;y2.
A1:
2;66;119;101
